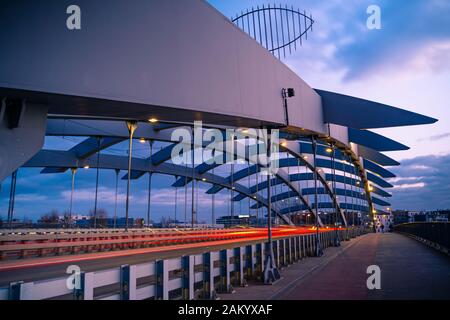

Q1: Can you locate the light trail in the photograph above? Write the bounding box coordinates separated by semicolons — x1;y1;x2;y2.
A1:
0;227;339;272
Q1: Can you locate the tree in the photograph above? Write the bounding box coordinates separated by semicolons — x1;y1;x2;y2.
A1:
39;210;61;227
62;211;73;228
89;208;108;228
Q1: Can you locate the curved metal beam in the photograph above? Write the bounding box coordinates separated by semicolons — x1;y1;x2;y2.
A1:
23;150;294;224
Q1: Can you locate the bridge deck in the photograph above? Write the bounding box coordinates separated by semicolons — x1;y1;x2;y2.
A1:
220;233;450;300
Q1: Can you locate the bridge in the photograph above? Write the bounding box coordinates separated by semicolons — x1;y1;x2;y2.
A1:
0;0;445;301
0;223;448;300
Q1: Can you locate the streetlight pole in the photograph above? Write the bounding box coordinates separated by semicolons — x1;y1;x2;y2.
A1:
174;176;178;225
312;137;323;257
93;137;102;228
147;140;153;228
69;168;77;228
125;121;138;231
114;169;120;229
7;170;18;229
263;128;280;284
331;142;340;247
191;145;195;228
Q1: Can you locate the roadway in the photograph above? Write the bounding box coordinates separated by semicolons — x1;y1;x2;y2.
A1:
0;227;322;286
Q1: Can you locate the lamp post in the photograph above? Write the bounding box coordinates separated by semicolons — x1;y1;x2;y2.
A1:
69;168;77;228
263;128;280;284
93;137;102;228
311;137;323;257
147;140;153;228
125;121;138;231
114;169;120;229
330;142;340;247
7;170;18;229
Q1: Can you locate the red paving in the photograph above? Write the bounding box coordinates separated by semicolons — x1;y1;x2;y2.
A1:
273;233;450;300
278;233;379;299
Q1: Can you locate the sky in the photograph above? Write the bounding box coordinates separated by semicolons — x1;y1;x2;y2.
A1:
1;0;449;222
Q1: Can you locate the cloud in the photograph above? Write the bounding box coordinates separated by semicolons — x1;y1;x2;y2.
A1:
389;153;450;210
391;182;425;190
14;194;49;202
275;0;450;84
419;132;450;142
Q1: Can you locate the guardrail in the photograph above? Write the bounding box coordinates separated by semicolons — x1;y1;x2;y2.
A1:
0;228;249;260
394;222;449;255
0;227;367;300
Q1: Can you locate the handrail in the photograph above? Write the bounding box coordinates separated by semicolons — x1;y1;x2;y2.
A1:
394;222;449;254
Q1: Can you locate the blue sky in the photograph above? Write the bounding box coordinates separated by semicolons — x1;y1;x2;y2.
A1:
1;1;450;222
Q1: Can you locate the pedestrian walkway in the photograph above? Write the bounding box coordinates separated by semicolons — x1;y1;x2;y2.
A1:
218;233;450;300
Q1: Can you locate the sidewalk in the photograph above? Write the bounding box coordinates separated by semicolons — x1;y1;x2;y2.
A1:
218;233;450;300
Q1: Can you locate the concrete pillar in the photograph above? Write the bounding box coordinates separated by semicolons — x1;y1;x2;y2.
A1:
120;264;136;300
8;281;34;300
220;249;230;293
202;252;215;299
182;255;194;300
156;260;168;300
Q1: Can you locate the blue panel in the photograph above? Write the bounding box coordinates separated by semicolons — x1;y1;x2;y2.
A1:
151;144;176;165
358;145;400;166
71;137;125;158
367;172;393;188
316;89;437;129
372;197;391;207
279;203;369;214
363;159;396;178
371;185;391;198
348;128;409;151
205;184;223;194
172;176;192;187
121;170;147;180
41;167;68;174
299;142;345;159
250;188;366;204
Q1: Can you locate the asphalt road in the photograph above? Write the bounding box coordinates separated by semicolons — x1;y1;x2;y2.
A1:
0;235;274;286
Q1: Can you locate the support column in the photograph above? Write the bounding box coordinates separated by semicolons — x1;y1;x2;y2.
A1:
245;245;254;279
74;272;94;300
202;252;215;299
219;249;232;293
182;255;194;300
155;260;168;300
120;264;136;300
234;247;246;287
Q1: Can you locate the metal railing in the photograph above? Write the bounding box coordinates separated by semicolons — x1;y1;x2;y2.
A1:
0;228;262;260
0;227;367;300
394;222;449;254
